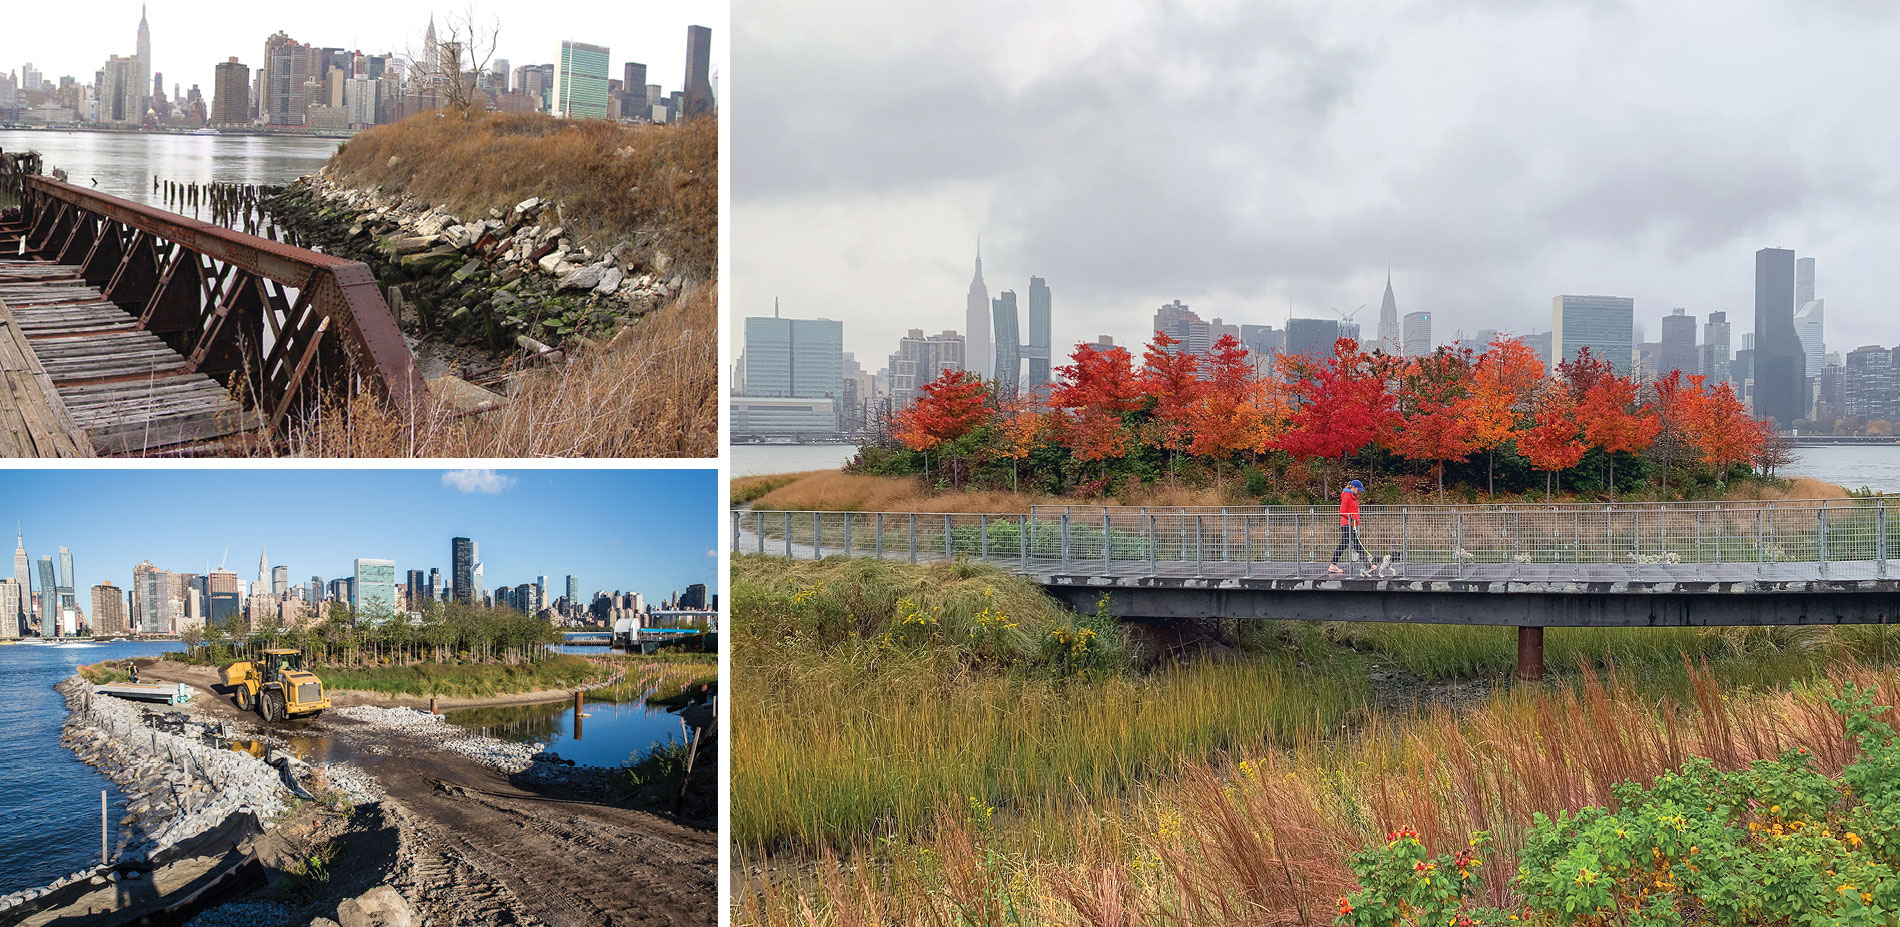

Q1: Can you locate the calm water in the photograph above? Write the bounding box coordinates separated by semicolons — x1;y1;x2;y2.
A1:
0;129;336;211
733;443;860;477
0;640;183;895
445;693;699;769
1787;444;1900;494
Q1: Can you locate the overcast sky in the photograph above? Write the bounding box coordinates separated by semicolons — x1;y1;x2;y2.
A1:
3;0;725;110
733;0;1900;369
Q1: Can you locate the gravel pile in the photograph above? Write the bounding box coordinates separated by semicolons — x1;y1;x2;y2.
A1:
323;761;384;804
336;705;541;773
182;899;294;927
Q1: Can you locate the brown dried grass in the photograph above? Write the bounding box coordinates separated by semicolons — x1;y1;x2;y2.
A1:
742;471;1238;514
737;659;1887;927
326;110;716;278
284;282;716;457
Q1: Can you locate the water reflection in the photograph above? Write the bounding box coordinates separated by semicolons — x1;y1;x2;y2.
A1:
444;695;688;768
0;129;335;212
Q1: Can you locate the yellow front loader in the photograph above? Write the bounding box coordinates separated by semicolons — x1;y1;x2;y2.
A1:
222;648;331;721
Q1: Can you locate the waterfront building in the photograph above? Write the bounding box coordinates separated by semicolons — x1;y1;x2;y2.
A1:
37;556;56;630
12;529;28;633
262;32;310;126
1402;311;1432;357
92;584;127;636
1552;295;1635;376
1658;308;1698;378
1753;248;1806;426
1701;312;1733;387
742;313;844;400
353;558;396;616
452;537;474;602
1025;276;1052;394
680;583;708;610
992;290;1022;397
97;56;143;126
57;546;74;617
514;583;534;614
885;329;966;408
212;58;248;126
1796;299;1826;379
1844;345;1899;421
556;40;610;120
0;580;19;638
682;25;712;118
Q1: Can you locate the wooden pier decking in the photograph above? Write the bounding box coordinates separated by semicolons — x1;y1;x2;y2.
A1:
0;258;248;456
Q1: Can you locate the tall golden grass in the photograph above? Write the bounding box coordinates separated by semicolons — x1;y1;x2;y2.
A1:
284;281;716;457
327;111;716;277
737;659;1885;926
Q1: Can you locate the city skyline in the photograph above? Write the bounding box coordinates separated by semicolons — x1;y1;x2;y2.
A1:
2;0;726;117
0;469;718;623
736;0;1900;368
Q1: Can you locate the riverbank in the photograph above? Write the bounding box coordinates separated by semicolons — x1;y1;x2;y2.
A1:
13;655;717;926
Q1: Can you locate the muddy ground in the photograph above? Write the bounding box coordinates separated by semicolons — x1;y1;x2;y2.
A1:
121;660;717;926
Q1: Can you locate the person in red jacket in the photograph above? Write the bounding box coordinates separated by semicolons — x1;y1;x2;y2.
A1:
1329;479;1369;574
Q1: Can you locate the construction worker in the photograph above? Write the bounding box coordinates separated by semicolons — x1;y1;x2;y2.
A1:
1329;479;1371;574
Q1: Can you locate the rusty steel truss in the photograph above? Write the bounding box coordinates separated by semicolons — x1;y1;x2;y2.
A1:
14;174;424;436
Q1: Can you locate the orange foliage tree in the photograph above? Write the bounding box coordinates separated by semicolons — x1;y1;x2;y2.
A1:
892;369;991;484
1186;334;1263;484
1573;362;1661;501
1049;342;1144;468
1469;336;1546;495
1680;376;1770;473
1139;330;1207;481
1521;383;1588;499
1389;347;1479;501
994;394;1049;492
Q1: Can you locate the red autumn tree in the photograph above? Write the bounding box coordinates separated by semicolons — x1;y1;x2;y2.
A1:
1050;342;1143;464
1521;383;1588;499
893;369;991;484
1389;347;1480;500
1575;366;1660;500
1186;334;1260;483
1468;336;1546;495
1647;370;1699;493
1280;338;1399;492
1139;330;1207;480
1681;376;1769;473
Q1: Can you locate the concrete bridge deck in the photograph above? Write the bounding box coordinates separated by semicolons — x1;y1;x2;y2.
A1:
0;257;245;455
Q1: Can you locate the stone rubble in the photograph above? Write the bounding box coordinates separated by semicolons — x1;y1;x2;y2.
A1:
334;706;540;774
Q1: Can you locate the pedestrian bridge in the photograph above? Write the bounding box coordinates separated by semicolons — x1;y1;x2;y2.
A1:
732;499;1900;680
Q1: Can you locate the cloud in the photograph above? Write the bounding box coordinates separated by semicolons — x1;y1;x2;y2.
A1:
704;548;718;558
441;470;517;494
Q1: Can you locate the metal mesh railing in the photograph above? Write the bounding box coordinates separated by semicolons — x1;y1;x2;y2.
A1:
733;499;1897;581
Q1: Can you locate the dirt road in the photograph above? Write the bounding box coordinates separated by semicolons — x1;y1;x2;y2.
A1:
127;659;717;926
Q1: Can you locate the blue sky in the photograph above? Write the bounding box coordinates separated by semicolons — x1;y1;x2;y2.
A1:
0;469;718;606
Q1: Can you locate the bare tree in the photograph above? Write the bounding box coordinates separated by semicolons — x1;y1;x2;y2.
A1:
396;5;501;117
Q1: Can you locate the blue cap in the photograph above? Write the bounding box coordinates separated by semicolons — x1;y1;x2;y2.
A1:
1348;480;1363;492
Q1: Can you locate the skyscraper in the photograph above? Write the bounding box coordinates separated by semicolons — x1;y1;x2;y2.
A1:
556;41;610;120
12;528;28;634
1285;318;1342;360
565;575;580;608
1701;311;1733;388
1377;273;1401;355
1658;308;1698;377
1797;257;1816;308
682;25;712;118
262;32;310;126
135;4;151;123
353;558;397;616
451;536;474;602
0;581;19;639
1024;276;1052;392
1752;248;1805;426
272;565;289;597
1402;311;1432;357
1552;295;1635;376
38;556;57;631
966;243;990;379
1795;299;1825;379
92;584;127;636
57;546;74;617
212;58;249;126
992;290;1021;397
741;314;844;400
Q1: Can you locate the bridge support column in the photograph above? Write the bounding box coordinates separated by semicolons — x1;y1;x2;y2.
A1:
1516;626;1544;683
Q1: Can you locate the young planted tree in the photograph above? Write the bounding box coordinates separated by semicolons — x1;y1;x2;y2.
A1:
1185;333;1258;486
1280;338;1399;495
1469;336;1545;495
1521;383;1588;499
1050;342;1144;475
893;369;992;486
1681;376;1771;474
994;394;1048;492
1647;370;1700;494
1576;367;1661;501
1389;347;1480;501
1139;331;1207;484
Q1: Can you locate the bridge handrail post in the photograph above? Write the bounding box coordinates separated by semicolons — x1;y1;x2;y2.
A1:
1244;514;1252;579
1221;506;1230;563
1757;507;1766;576
785;512;793;558
1021;514;1029;572
1455;513;1465;580
980;514;988;560
757;511;765;555
730;511;739;555
1104;511;1112;571
1879;501;1888;579
910;514;917;564
844;512;852;558
1148;513;1157;577
1401;507;1408;574
876;513;885;559
945;513;953;560
1294;512;1303;578
1263;509;1271;564
815;512;824;560
1195;515;1203;577
1062;514;1072;572
1820;502;1829;578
